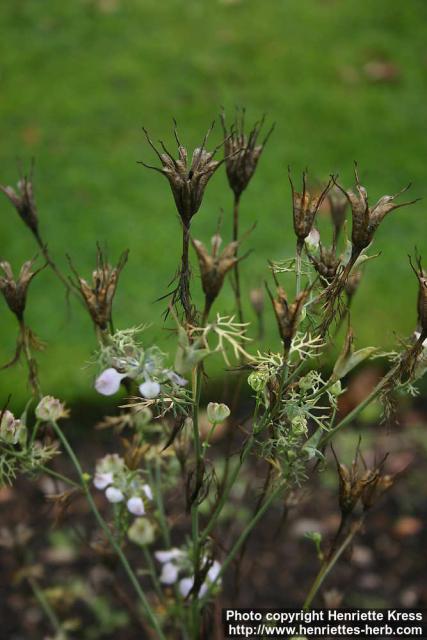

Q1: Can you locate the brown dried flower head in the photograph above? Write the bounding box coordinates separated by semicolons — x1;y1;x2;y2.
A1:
333;164;419;256
408;251;427;336
266;273;308;353
220;108;274;200
308;244;340;287
289;168;332;250
331;444;379;516
192;233;245;314
0;259;44;321
68;247;128;331
140;122;225;228
0;165;39;237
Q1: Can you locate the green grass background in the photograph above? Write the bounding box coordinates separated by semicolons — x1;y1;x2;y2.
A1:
1;0;427;406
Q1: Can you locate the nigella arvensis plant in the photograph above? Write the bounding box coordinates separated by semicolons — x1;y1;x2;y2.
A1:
220;108;273;324
1;111;425;640
139;122;228;323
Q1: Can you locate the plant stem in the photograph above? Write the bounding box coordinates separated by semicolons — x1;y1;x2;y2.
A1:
142;544;163;600
40;465;80;489
200;435;254;544
232;194;244;325
190;365;203;637
200;480;285;605
34;230;74;296
153;459;171;547
27;575;66;639
50;421;166;640
321;366;396;446
179;223;192;323
296;242;302;296
20;320;41;397
303;519;363;609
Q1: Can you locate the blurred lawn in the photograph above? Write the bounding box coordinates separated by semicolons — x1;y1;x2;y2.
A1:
1;0;427;406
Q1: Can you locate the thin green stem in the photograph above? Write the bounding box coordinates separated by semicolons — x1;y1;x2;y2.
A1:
153;459;171;547
201;480;285;605
200;435;254;544
190;364;203;637
50;421;166;640
303;519;364;609
142;544;163;600
40;465;80;489
232;194;244;325
296;243;302;296
321;366;396;446
28;576;66;639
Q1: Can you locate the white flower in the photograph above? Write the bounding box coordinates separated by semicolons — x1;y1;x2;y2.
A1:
95;368;126;396
105;486;124;503
167;371;188;387
160;562;179;584
93;471;113;490
207;560;221;583
155;548;184;563
142;484;153;501
178;576;194;597
139;380;161;399
127;496;145;516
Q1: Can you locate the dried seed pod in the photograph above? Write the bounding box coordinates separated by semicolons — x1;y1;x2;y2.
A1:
408;252;427;335
361;471;395;511
266;274;308;354
192;235;244;317
140;122;225;229
0;164;39;237
221;108;274;200
332;445;378;516
308;244;340;287
68;247;128;332
289;168;332;251
0;259;44;321
333;164;419;258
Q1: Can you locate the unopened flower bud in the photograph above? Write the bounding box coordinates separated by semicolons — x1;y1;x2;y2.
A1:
128;518;156;545
35;396;69;422
0;410;25;445
207;402;230;424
